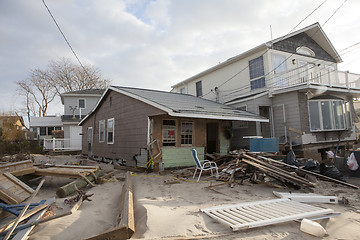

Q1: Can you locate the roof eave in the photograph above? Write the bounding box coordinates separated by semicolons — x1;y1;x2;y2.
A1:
169;112;269;122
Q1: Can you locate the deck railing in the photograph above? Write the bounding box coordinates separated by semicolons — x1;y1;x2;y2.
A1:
43;138;81;151
269;65;360;91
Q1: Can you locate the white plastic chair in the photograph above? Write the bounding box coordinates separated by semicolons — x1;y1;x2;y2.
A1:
191;148;219;182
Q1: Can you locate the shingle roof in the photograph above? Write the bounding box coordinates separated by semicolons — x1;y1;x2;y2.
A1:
79;86;268;125
29;116;63;127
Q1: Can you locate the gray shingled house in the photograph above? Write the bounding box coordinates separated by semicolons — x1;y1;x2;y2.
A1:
79;86;267;168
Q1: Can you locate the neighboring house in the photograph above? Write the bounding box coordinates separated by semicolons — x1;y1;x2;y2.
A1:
0;116;25;141
171;23;360;160
60;89;105;150
79;86;267;168
29;116;63;140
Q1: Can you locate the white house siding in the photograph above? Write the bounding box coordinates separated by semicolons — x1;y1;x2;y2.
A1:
172;50;268;104
63;96;100;116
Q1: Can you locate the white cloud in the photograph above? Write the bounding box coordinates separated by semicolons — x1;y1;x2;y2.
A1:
0;0;359;119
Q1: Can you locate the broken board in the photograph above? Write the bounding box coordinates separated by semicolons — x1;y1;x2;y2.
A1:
201;198;334;231
0;173;34;204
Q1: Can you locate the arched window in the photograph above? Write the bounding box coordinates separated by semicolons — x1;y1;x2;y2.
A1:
296;46;315;57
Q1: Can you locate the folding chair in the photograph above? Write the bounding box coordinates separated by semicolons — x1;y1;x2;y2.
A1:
191;148;219;182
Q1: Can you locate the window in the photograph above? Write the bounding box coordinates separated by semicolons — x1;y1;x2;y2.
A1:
196;81;202;97
181;122;193;145
180;87;186;94
99;120;105;142
47;127;54;136
55;127;62;130
40;127;46;136
308;99;347;131
162;120;176;146
78;99;85;109
107;118;114;144
249;56;265;90
273;54;287;74
296;46;315;57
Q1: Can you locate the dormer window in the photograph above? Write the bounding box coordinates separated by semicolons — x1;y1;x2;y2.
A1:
296;46;315;57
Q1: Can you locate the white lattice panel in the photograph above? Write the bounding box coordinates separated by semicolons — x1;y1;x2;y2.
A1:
201;198;334;231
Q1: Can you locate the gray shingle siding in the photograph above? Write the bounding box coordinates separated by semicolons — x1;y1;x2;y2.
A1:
272;32;336;63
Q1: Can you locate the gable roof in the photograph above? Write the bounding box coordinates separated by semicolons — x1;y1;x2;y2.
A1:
60;89;105;104
79;86;268;125
172;23;341;88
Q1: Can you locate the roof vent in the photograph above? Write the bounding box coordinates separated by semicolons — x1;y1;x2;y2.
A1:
195;106;204;109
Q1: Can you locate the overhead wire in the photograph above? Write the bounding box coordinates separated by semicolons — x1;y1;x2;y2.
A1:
202;0;329;98
41;0;92;80
203;0;349;103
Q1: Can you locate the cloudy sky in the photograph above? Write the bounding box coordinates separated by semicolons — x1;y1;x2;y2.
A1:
1;0;360;119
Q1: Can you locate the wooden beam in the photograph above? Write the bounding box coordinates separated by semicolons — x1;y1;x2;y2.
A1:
85;171;135;240
3;172;34;194
257;155;359;189
4;178;45;240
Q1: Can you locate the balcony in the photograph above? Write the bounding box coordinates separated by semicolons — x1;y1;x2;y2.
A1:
269;64;360;94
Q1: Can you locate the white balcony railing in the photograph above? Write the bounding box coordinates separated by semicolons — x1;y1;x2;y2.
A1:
269;64;360;91
43;138;81;151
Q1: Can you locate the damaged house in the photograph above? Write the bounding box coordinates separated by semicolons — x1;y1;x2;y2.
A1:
171;23;360;160
79;86;267;168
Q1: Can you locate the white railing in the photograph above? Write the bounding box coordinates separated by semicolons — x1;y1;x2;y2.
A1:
269;65;360;91
43;138;81;151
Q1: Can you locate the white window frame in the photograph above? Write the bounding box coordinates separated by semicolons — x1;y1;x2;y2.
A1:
107;118;114;144
249;55;265;90
180;87;186;94
78;98;86;109
162;119;177;147
181;122;193;146
99;120;105;143
308;99;347;132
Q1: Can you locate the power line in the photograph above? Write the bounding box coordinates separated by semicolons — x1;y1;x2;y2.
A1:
203;0;347;101
41;0;92;80
202;0;328;98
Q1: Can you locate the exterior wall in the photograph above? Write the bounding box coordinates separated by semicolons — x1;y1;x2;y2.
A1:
162;147;204;168
272;91;301;144
63;96;100;116
81;91;165;166
172;50;269;104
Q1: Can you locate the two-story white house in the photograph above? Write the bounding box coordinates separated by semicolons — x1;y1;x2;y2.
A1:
171;23;360;161
60;89;105;150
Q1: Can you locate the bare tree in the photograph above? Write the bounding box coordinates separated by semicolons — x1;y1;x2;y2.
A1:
16;58;110;120
17;68;57;118
49;58;110;95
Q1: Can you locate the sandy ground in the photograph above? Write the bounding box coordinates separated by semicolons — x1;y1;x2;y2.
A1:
4;154;360;240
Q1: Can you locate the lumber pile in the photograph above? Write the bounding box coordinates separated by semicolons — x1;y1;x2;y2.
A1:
210;152;358;190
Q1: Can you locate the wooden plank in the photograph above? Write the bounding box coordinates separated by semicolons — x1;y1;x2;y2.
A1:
257;155;359;189
85;171;135;240
34;167;98;178
11;168;35;177
12;198;55;240
0;184;22;204
4;178;45;240
0;203;49;233
3;172;34;194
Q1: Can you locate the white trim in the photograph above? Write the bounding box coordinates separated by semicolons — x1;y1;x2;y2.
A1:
107;118;114;144
168;112;269;122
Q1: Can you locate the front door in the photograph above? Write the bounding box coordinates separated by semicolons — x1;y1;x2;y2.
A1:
87;127;93;157
206;122;218;154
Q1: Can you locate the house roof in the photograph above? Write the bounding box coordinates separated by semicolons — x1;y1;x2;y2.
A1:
79;86;268;125
171;22;342;88
60;89;105;104
29;116;63;127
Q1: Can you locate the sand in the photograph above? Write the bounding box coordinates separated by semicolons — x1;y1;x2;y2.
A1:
12;155;360;240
